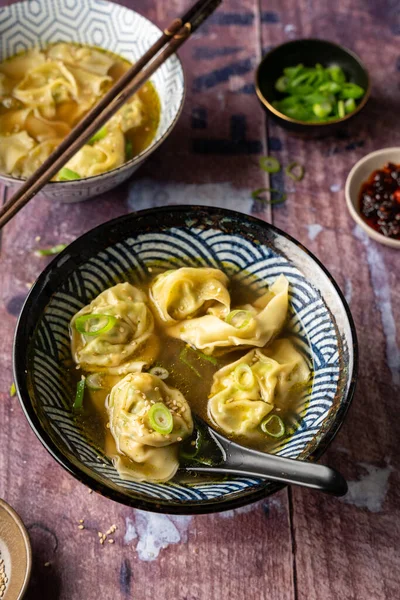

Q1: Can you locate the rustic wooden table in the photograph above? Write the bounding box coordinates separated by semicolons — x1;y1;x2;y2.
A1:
1;0;399;599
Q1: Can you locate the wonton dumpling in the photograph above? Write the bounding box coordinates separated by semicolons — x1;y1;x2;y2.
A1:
113;444;179;483
13;62;78;117
0;48;45;80
13;138;62;178
150;267;231;325
208;337;310;439
71;283;155;373
47;43;115;76
0;131;35;174
57;126;125;179
25;109;71;141
108;372;193;482
110;94;145;133
108;372;193;448
167;274;289;354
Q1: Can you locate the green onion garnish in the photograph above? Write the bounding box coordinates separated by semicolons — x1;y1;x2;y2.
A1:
179;347;201;378
233;364;255;391
148;402;173;435
73;377;86;410
58;167;80;181
35;243;67;256
226;309;253;329
260;414;285;438
75;314;118;336
251;188;287;205
285;162;305;182
9;382;16;397
125;140;133;160
337;99;345;119
194;350;218;365
259;156;281;174
149;366;169;380
86;373;106;390
89;126;107;144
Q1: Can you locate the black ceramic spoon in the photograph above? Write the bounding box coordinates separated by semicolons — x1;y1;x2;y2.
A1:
180;418;347;496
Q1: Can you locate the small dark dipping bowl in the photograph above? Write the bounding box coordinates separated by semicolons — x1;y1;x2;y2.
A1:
255;39;370;137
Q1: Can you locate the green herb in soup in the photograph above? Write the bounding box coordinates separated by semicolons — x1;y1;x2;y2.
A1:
69;267;313;483
0;43;160;179
272;63;365;122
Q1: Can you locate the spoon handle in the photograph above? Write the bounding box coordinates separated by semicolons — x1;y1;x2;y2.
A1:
188;430;348;496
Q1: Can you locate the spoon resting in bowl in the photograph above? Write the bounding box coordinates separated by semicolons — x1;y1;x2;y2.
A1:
179;417;348;496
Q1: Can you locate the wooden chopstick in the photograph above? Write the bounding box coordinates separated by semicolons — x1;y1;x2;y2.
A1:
0;0;221;229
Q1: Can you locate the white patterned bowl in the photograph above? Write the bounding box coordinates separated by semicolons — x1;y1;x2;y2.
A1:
0;0;185;203
14;207;358;514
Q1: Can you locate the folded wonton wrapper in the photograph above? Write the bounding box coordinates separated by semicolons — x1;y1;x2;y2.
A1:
150;267;231;325
208;338;310;439
70;283;156;374
108;372;193;482
167;274;289;355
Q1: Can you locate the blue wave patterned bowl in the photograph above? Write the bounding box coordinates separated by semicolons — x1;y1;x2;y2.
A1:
0;0;185;203
14;207;358;513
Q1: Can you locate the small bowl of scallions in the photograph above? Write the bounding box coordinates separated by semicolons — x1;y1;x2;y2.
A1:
255;39;370;136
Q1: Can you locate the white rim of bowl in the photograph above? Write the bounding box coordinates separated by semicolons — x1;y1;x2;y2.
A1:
0;8;186;188
345;147;400;248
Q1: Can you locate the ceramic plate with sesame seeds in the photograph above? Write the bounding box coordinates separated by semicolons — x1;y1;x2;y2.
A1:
14;206;358;514
0;499;32;599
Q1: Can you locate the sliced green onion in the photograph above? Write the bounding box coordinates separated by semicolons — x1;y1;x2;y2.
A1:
86;373;106;390
194;349;218;365
148;402;173;435
285;162;305;182
338;99;345;119
75;314;118;336
259;156;281;174
340;83;364;99
179;347;201;378
326;65;346;84
73;377;86;410
344;98;356;114
312;100;332;119
318;81;341;94
261;414;285;438
275;75;289;93
149;366;169;380
251;188;287;205
89;126;107;144
125;140;133;160
225;309;253;329
9;382;16;397
35;243;67;256
233;364;255;390
58;167;80;181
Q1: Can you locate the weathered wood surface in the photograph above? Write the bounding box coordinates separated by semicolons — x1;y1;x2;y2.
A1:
0;0;399;599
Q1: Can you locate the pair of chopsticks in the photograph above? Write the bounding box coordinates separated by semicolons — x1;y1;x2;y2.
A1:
0;0;221;229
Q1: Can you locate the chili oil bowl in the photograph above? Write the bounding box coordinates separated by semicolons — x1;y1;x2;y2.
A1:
0;0;185;203
14;206;358;514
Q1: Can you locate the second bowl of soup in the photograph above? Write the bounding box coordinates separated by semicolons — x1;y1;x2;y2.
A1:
0;0;185;202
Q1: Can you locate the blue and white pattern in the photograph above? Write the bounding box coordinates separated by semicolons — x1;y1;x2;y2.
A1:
28;223;348;507
0;0;185;202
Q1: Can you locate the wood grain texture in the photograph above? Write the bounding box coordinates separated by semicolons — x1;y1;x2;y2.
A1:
0;0;399;598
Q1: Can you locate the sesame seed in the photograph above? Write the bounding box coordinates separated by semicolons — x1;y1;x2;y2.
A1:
44;562;50;567
108;539;114;544
78;525;84;530
177;437;182;442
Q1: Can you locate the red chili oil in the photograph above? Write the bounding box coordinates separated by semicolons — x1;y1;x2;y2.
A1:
359;162;400;239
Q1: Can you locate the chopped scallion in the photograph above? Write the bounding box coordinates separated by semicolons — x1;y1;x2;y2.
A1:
35;243;67;256
226;309;253;329
259;156;281;174
148;402;173;435
149;366;169;380
233;364;255;391
260;414;285;438
58;167;80;181
89;126;107;144
73;377;86;410
285;162;305;182
75;314;117;336
251;188;287;205
194;350;218;365
125;140;133;160
179;347;201;378
338;99;345;119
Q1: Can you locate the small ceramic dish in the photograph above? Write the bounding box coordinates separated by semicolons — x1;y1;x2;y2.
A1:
0;499;32;600
255;39;370;137
345;147;400;249
14;206;358;514
0;0;185;203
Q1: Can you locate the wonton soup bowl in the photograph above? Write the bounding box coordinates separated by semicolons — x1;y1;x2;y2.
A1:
0;0;185;203
14;206;358;514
